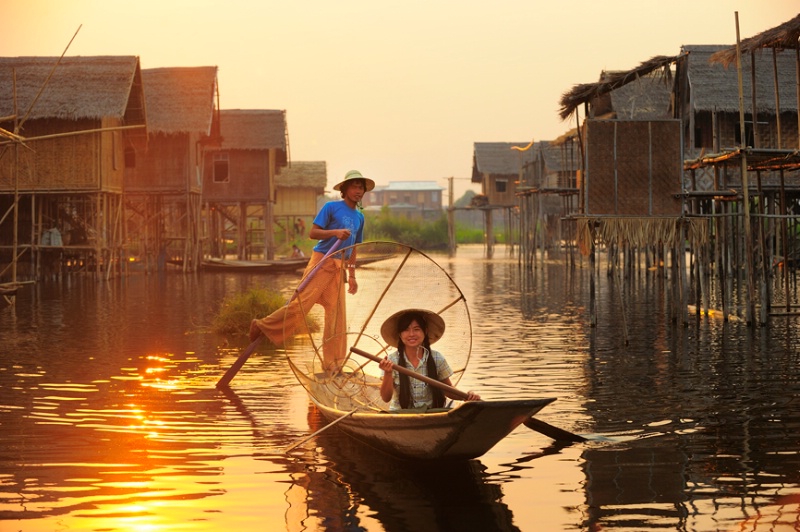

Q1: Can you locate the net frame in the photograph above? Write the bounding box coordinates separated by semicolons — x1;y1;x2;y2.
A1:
283;241;473;411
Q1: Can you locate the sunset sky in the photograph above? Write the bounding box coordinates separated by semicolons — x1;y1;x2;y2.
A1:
3;1;798;198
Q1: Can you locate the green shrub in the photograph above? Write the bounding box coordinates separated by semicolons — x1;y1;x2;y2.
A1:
456;226;484;244
364;209;450;249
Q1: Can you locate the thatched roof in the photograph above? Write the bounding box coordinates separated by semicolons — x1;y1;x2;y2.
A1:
275;161;326;188
710;14;800;66
142;66;217;135
682;44;798;113
472;141;535;182
218;109;287;151
537;140;580;173
0;56;144;123
559;55;680;120
609;72;672;119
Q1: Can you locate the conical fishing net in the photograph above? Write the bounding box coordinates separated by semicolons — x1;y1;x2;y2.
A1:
282;241;472;412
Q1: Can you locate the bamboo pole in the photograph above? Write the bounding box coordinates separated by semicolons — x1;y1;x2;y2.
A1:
734;12;756;324
0;124;146;146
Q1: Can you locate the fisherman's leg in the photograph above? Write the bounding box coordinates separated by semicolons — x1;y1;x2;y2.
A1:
250;253;326;343
318;269;347;372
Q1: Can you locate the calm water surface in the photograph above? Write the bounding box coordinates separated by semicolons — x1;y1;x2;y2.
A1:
2;245;800;531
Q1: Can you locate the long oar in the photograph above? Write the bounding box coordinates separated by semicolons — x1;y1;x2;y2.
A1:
216;239;344;388
350;346;587;443
285;408;357;453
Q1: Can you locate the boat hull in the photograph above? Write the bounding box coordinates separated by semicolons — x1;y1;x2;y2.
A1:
201;257;309;273
311;395;556;460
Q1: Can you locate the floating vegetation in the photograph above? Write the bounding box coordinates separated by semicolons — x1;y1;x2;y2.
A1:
212;288;319;336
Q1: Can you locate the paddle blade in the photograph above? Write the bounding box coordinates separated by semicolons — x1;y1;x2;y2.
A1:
523;417;587;443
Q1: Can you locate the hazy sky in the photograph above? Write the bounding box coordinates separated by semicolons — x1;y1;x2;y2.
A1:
3;1;798;198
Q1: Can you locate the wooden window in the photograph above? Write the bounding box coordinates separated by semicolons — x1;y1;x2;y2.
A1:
495;179;507;193
213;152;229;183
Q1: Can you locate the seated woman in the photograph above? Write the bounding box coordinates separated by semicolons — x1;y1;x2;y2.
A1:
378;308;480;410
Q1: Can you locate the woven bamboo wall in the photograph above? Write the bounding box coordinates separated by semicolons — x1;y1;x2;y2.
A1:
0;118;125;192
125;132;199;193
585;119;682;216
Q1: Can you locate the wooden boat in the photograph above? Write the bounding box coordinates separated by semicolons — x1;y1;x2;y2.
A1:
292;364;557;460
218;241;577;458
201;257;310;273
310;389;555;460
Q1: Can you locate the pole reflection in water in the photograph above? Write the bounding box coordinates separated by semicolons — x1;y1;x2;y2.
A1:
1;245;800;531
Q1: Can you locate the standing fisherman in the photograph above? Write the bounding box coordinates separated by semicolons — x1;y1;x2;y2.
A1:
249;170;374;371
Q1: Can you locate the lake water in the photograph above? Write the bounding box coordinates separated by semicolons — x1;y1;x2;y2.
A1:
1;244;800;531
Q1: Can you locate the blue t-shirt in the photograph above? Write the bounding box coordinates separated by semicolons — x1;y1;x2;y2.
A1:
312;200;364;258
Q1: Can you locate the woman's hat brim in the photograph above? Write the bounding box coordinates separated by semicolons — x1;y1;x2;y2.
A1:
380;308;445;347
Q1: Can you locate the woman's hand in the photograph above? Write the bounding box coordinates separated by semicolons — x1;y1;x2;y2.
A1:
465;391;481;401
378;357;393;372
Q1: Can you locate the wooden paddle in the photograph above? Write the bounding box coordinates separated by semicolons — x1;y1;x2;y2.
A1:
216;239;344;388
349;346;587;443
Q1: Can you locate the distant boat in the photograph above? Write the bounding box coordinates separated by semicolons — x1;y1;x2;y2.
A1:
201;257;310;273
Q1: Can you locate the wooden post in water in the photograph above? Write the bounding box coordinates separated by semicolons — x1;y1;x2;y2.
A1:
589;240;597;327
734;12;756;324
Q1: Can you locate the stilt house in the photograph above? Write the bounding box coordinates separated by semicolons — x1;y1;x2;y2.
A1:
471;141;535;257
0;56;146;281
203;109;288;260
516;140;580;260
273;161;326;245
125;66;219;273
676;15;800;322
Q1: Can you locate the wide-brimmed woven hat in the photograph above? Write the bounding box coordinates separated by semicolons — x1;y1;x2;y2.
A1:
380;309;445;347
333;169;375;192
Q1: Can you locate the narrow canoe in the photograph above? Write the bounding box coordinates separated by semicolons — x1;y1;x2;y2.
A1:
309;392;556;461
201;257;310;273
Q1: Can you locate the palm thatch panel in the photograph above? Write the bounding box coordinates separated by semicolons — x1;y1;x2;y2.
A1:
710;14;800;67
575;216;709;256
142;66;217;135
0;56;145;124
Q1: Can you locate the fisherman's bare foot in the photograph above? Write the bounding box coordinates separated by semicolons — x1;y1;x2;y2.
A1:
249;319;262;342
